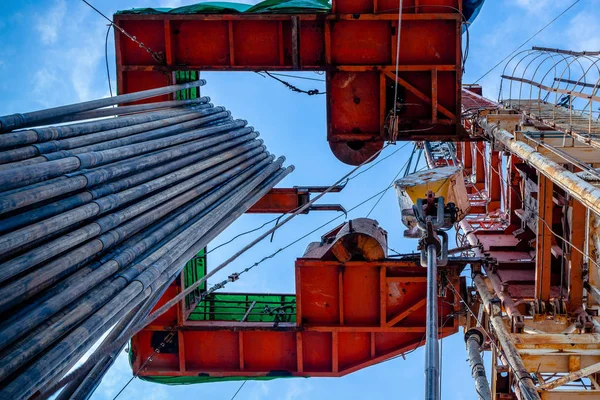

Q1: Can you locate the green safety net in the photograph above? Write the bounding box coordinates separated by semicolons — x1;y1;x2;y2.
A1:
174;71;203;101
189;293;296;322
116;0;331;15
139;374;303;385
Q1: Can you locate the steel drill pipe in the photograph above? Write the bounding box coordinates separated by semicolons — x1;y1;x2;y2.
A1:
0;108;229;169
0;144;266;304
0;128;258;217
465;330;492;400
0;124;253;214
0;139;264;234
472;274;540;400
41;164;293;400
478;117;600;218
0;107;221;165
425;244;440;400
0;188;235;381
49;97;210;125
115;159;285;288
35;259;184;400
0;135;260;260
1;150;270;311
61;257;178;400
0;278;120;383
60;283;169;400
0;119;248;193
0;92;294;399
0;119;248;191
60;170;284;399
0;237;187;382
0;108;192;150
0;151;271;320
5;285;152;400
0;132;260;274
0;195;208;367
32;299;144;400
0;160;286;400
0;181;221;334
0;134;258;262
66;169;291;398
0;80;206;132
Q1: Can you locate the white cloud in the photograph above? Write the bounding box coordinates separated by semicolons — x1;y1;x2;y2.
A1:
567;11;600;51
512;0;559;14
162;0;184;7
249;381;270;400
36;0;66;44
32;67;66;108
31;4;109;106
284;380;312;400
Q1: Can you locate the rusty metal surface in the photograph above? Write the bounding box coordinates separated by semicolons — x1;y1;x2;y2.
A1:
113;1;467;164
132;218;460;379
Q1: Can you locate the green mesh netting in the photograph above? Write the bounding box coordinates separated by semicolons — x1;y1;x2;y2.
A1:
188;293;296;322
116;0;331;15
139;373;304;385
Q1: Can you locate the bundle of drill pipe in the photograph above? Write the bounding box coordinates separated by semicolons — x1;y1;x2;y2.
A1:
0;80;294;400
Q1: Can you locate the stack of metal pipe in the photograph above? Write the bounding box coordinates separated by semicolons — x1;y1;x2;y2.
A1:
0;81;293;400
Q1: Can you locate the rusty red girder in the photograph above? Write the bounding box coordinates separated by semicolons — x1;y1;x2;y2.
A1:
113;0;468;165
246;185;345;214
131;219;461;380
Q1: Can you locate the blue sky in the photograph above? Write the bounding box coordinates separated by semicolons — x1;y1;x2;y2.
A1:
1;1;599;399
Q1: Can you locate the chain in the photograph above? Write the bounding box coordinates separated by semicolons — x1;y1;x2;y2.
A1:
111;23;165;64
111;331;175;400
81;0;165;64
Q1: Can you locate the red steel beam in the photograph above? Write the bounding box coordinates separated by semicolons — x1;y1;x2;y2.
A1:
113;1;466;165
535;175;554;302
569;199;586;311
131;259;460;379
245;188;307;213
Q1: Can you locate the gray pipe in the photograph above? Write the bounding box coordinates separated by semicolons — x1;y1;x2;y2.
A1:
0;136;261;261
0;139;263;234
49;97;210;125
0;128;258;215
0;107;221;165
0;146;268;308
0;160;284;400
465;329;492;400
38;164;294;400
0;119;248;191
0;80;206;132
0;108;192;150
425;244;440;400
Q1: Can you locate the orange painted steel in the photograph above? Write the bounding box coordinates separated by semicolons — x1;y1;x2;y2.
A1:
131;259;460;378
245;186;344;213
245;188;306;213
113;0;466;164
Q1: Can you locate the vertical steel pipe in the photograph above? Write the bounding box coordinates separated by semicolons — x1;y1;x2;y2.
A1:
425;244;440;400
473;274;540;400
0;108;224;166
465;330;492;400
